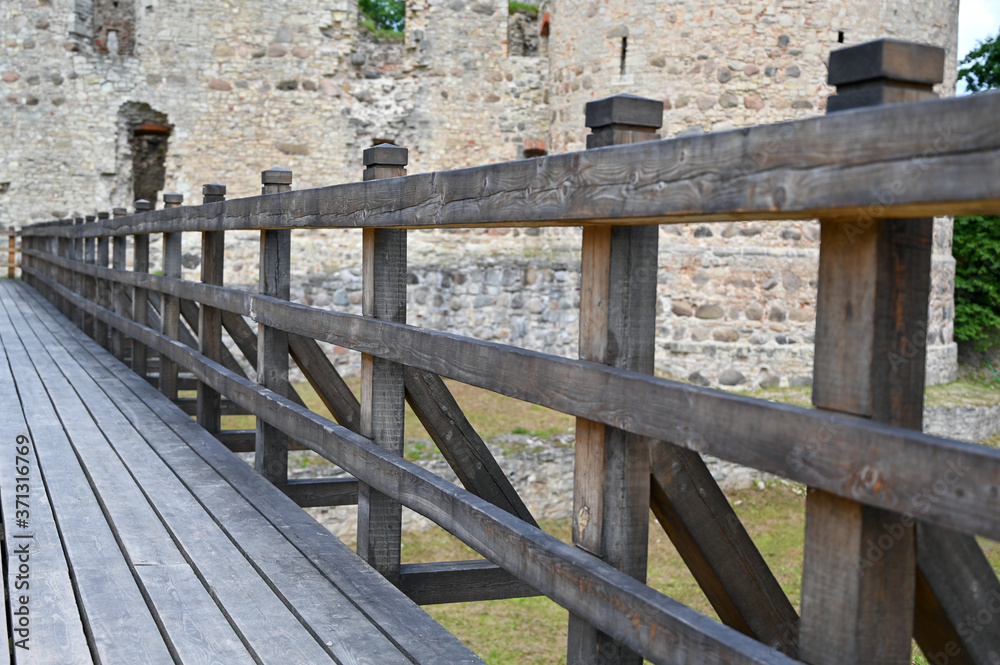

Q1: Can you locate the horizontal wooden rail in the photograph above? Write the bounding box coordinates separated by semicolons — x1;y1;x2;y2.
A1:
20;92;1000;241
24;256;1000;541
397;560;542;605
25;266;799;665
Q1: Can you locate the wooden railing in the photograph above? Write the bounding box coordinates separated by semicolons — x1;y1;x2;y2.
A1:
1;229;18;278
17;39;1000;665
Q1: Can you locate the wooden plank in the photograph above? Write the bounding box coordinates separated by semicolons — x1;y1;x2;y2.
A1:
650;442;800;654
404;366;536;524
289;333;362;432
71;217;84;329
255;170;293;484
26;92;1000;241
0;283;174;665
22;289;478;665
0;284;90;664
8;290;376;665
173;397;251;416
32;276;800;665
83;233;96;338
914;523;1000;664
357;147;408;580
132;231;149;378
214;429;257;452
198;229;224;431
397;559;542;605
95;215;109;348
24;262;1000;543
569;95;659;665
800;45;934;665
277;477;359;507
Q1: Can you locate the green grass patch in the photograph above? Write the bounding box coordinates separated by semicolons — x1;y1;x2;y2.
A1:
509;1;539;15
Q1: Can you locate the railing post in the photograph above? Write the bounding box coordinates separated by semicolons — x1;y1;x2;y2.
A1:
132;200;151;379
255;169;292;484
357;144;408;580
8;228;16;279
799;39;943;665
198;183;226;435
56;219;72;319
111;207;129;361
71;217;84;329
567;94;662;665
83;220;96;337
160;193;182;399
95;213;110;349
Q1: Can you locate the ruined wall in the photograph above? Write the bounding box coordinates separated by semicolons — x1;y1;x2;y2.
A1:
0;0;960;387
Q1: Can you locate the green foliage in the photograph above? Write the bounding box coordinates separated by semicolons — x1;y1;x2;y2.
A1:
959;30;1000;92
509;1;539;15
953;216;1000;352
358;0;405;35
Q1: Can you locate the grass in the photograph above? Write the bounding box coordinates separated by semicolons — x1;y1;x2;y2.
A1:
737;378;1000;410
366;484;1000;664
509;1;539;14
220;376;574;463
358;15;405;42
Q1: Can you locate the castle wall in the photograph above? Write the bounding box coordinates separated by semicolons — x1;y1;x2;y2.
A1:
1;0;961;387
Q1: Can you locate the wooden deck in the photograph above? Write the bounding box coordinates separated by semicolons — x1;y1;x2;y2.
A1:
0;279;483;665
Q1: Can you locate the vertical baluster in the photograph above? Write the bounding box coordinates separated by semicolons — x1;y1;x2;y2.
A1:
83;220;96;337
356;144;408;580
56;220;71;318
567;95;662;665
71;217;84;328
111;207;129;361
160;193;183;399
95;213;110;349
8;227;16;279
198;183;226;434
255;169;292;484
132;207;150;379
799;39;942;665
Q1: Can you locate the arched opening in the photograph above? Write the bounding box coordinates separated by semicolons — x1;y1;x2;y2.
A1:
114;102;172;207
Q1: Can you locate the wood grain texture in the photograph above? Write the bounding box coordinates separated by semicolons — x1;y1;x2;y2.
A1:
160;231;181;399
357;159;408;580
198;229;224;432
404;366;535;524
650;442;799;654
569;119;657;665
96;236;110;348
288;333;362;432
256;227;291;484
397;560;541;605
83;235;96;338
21;284;482;665
24;262;1000;542
42;280;797;665
131;234;149;377
112;236;129;360
276;477;359;507
24;92;1000;240
0;283;175;665
15;287;415;665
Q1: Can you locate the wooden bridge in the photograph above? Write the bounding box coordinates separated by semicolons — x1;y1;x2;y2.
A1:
4;38;1000;664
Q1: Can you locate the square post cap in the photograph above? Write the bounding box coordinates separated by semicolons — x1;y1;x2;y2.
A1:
202;183;227;197
262;167;293;185
133;200;151;211
162;192;183;205
74;217;84;224
91;213;103;221
828;38;945;87
364;143;408;167
112;207;128;217
585;94;663;130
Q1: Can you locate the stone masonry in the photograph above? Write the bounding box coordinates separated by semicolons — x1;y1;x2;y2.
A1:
0;0;960;387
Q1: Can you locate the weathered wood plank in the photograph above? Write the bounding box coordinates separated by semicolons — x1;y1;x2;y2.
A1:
800;46;932;665
289;333;363;432
13;289;392;665
132;231;149;377
198;183;227;434
0;284;91;664
277;477;359;507
569;95;659;665
95;214;110;348
25;91;1000;240
173;397;251;416
83;232;96;338
358;147;408;580
111;209;129;360
397;559;542;605
649;441;799;654
0;283;174;665
24;262;1000;542
160;217;182;398
404;366;536;524
34;275;799;665
22;286;483;665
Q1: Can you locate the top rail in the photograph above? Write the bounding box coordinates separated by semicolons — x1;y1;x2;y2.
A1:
21;91;1000;239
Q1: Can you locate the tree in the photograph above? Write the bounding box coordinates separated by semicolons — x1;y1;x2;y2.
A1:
958;30;1000;92
954;30;1000;356
359;0;405;33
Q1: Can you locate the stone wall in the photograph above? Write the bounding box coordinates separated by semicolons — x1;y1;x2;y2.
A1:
1;0;961;386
